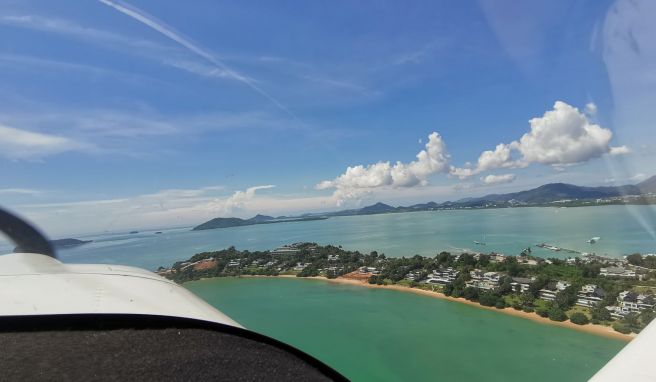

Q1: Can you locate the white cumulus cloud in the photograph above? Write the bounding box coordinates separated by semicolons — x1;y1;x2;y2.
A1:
451;101;628;178
481;173;516;185
316;132;450;204
516;101;616;165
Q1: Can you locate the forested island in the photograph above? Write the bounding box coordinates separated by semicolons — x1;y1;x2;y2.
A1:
160;243;656;336
192;215;327;231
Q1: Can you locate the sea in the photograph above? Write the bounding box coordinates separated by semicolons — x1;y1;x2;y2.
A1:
187;277;626;381
3;205;651;271
3;205;654;380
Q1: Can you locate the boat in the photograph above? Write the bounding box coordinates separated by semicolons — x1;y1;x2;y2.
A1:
587;236;601;244
473;240;486;245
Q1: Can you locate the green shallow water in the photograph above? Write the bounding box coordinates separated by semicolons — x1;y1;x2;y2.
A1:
186;277;626;382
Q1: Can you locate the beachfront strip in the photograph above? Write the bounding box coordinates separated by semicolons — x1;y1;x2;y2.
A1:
159;242;656;335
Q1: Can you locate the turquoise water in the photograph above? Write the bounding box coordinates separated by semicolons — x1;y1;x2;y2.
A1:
1;205;640;380
187;277;626;382
7;205;652;270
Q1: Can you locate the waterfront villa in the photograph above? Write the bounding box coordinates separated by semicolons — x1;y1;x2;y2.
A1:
619;291;655;312
538;280;571;301
466;270;502;290
405;271;422;281
599;266;637;278
271;246;301;256
575;284;605;307
510;277;535;293
424;268;459;284
293;262;308;271
227;259;241;267
359;266;380;275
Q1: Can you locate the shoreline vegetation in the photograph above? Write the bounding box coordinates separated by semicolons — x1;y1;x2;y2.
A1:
160;243;656;342
238;274;633;341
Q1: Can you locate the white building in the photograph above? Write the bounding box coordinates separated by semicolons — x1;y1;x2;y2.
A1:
424;268;459;284
293;262;307;271
466;270;502;290
576;284;605;307
359;266;380;275
510;277;535;293
538;280;571;301
600;267;636;278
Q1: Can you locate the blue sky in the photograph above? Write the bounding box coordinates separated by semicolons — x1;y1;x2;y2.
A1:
1;0;654;236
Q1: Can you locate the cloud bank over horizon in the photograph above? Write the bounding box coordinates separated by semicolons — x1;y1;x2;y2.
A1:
317;101;629;204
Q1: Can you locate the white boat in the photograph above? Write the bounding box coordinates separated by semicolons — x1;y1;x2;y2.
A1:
587;236;601;244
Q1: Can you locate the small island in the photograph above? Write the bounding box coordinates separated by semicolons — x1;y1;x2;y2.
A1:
14;238;93;252
51;238;93;248
159;243;656;339
192;214;327;231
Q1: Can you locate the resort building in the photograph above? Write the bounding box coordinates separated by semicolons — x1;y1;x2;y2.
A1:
359;266;380;275
327;254;340;261
599;267;636;278
424;268;459;284
538;280;571;301
227;259;240;267
271;246;301;256
293;262;308;271
466;270;502;290
510;277;535;293
613;291;656;318
575;284;605;307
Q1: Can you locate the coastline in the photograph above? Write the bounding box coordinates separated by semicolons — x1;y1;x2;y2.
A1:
235;274;634;342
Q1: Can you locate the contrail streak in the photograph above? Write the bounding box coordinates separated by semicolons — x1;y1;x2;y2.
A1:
98;0;299;120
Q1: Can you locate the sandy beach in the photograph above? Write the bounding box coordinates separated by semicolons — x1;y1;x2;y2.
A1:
242;274;634;342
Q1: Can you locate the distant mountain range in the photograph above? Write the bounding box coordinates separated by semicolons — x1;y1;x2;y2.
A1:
193;175;656;230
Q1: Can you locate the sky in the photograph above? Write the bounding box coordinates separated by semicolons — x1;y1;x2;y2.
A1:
1;0;655;237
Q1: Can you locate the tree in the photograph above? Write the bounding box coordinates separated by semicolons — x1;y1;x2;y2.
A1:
640;310;656;326
479;291;500;307
495;299;506;309
591;306;612;322
504;256;521;276
463;286;479;301
554;286;578;310
443;283;454;296
548;307;568;322
570;312;590;325
623;312;639;329
498;277;513;296
612;322;632;334
626;253;643;266
535;306;550;318
519;292;535;307
528;276;549;298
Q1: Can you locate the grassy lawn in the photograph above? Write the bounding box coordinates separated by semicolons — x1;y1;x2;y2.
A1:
533;298;549;310
566;305;591;318
504;294;521;306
